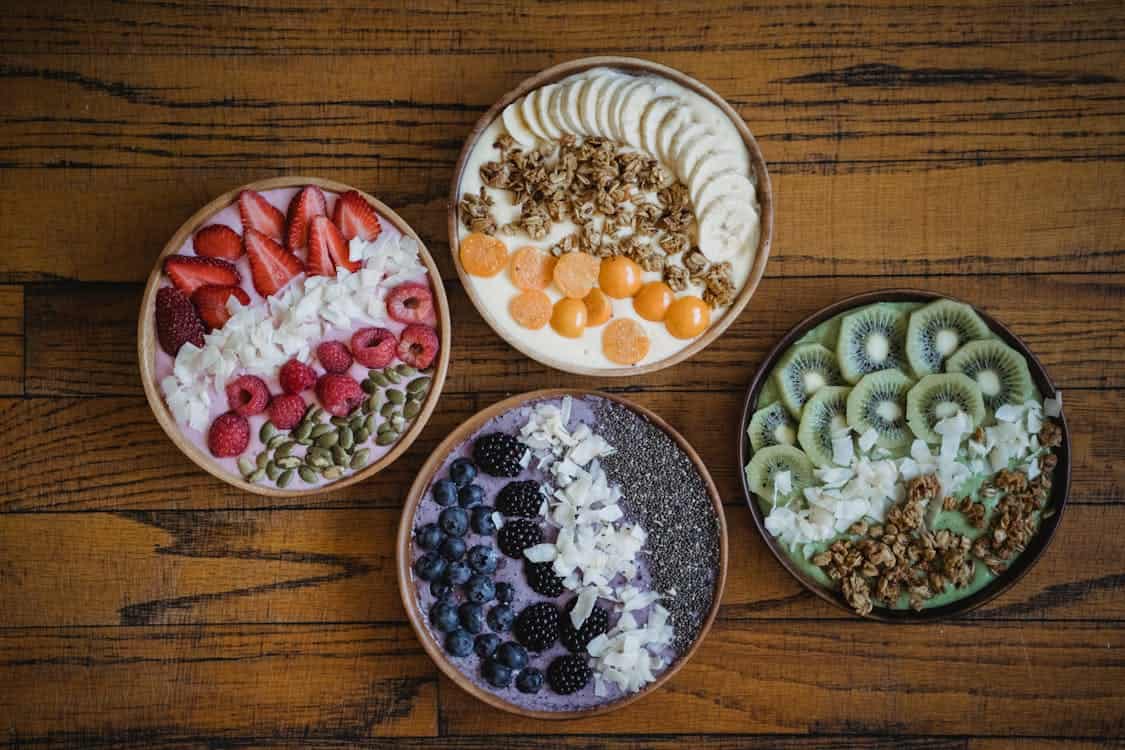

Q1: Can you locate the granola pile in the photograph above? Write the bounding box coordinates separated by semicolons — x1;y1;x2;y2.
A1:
459;134;737;309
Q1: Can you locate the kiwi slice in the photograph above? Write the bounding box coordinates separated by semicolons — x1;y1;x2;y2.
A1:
845;369;914;450
745;444;815;504
906;299;991;375
945;338;1034;411
797;386;852;467
836;304;909;383
906;373;986;443
773;343;844;417
748;401;798;452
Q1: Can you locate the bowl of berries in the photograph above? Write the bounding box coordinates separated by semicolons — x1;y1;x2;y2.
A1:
138;177;450;496
397;389;727;717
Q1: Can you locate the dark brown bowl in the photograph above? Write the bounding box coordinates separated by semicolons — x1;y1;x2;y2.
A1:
397;388;728;717
737;289;1071;623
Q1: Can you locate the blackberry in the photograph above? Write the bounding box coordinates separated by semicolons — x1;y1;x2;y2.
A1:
547;654;592;695
497;519;543;559
514;602;560;652
496;480;544;518
560;598;610;653
473;433;525;477
525;561;566;597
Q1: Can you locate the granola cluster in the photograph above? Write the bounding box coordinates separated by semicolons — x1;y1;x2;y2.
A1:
459;134;736;308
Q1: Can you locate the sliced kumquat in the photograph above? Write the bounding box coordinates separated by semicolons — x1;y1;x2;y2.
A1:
552;251;601;299
603;318;650;365
460;232;508;277
598;256;643;298
583;288;612;327
550;298;588;338
665;295;711;339
509;246;557;290
508;289;553;330
633;281;674;322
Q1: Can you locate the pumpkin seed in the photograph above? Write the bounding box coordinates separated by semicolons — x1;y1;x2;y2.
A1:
407;376;431;395
247;468;266;483
338;426;354;451
309;454;332;469
377;421;394;436
276;456;301;470
369;372;390;387
381;401;398;417
256;452;270;470
275;440;297;459
238;457;256;477
259;422;278;444
328;416;346;427
294;422;314;442
361;379;377;395
396;363;417;377
277;469;294;488
316;432;339;448
266;461;282;481
322;466;344;480
384;368;403;385
296;436;313;446
298;466;317;483
375;430;399;446
308;446;331;463
349;415;365;432
332;446;349;466
364;414;377;434
354;427;371;443
351;449;370;469
304;403;319;419
386;388;405;405
403;400;421;419
311;424;335;438
391;415;406;432
363;395;379;414
267;434;288;451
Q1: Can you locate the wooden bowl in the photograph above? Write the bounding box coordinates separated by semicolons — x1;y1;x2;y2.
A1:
137;176;452;497
396;388;728;717
448;56;773;377
738;289;1071;622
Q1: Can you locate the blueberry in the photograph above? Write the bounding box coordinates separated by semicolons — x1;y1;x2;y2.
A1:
458;483;485;508
458;602;485;634
516;667;544;694
439;506;469;537
494;641;528;670
444;560;472;586
450;458;478;488
494;582;515;605
470;506;497;535
430;580;455;601
467;544;499;574
444;628;473;657
487;604;514;632
429;600;459;633
464;574;495;604
415;523;444;550
483;659;513;688
439;536;467;562
432;479;459;507
474;633;502;659
413;552;446;582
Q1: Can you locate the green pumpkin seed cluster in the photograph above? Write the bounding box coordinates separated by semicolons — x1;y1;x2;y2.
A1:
237;363;433;488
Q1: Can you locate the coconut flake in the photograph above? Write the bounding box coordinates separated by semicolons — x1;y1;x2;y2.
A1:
1044;393;1062;417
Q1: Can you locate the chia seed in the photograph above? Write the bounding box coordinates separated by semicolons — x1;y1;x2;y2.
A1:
593;397;721;655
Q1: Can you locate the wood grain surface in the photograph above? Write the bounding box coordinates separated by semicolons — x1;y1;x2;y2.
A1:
2;0;1124;747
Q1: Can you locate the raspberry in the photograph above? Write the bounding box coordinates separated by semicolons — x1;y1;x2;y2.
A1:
525;561;565;597
154;286;205;356
497;480;543;517
268;393;307;430
397;323;439;370
386;282;435;324
497;518;543;559
546;654;592;695
316;340;353;373
225;375;270;416
279;359;317;394
473;432;525;477
560;598;610;654
514;602;560;652
316;373;364;417
351;327;397;368
207;412;249;457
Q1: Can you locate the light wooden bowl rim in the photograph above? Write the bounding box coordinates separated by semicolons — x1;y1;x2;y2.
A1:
447;55;774;377
137;176;452;498
737;288;1072;623
395;388;729;719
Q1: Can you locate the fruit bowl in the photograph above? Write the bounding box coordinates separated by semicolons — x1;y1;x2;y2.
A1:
397;389;727;717
739;289;1071;622
138;176;451;497
449;56;773;376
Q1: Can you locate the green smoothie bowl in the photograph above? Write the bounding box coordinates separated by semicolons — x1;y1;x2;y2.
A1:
738;289;1070;622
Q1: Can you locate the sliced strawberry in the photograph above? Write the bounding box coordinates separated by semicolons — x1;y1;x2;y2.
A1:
244;228;305;297
192;284;251;330
332;190;382;243
163;255;240;296
286;185;327;252
193;224;243;260
306;215;342;277
238;190;285;242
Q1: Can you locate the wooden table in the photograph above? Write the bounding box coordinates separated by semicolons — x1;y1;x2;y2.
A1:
2;1;1123;747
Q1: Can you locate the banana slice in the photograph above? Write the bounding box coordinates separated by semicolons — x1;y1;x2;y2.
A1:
617;81;656;148
520;89;551;142
548;82;577;137
656;107;693;167
666;120;711;183
536;83;564;140
606;77;643;143
639;96;678;155
697;195;759;262
579;73;613;136
501;101;537;147
676;131;722;188
560;77;589;135
693;171;756;221
596;75;632;140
